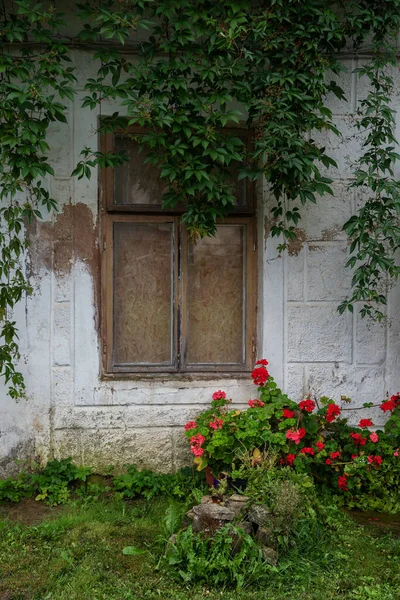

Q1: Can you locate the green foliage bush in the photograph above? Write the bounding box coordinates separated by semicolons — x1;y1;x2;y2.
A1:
0;460;206;506
164;524;268;589
184;360;400;513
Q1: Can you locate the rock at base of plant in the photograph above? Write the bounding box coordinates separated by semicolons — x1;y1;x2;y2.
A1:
247;504;270;526
190;503;236;533
224;499;248;517
236;521;253;535
229;494;250;503
256;525;273;546
262;546;278;566
201;495;213;504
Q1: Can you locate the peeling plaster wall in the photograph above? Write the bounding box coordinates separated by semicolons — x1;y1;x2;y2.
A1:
0;50;399;475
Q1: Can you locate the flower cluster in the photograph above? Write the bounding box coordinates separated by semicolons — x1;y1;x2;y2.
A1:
283;409;295;418
286;428;306;445
190;434;206;457
299;398;315;413
380;393;400;412
251;367;269;386
184;358;400;506
248;399;264;408
209;418;224;430
325;403;341;423
212;390;226;401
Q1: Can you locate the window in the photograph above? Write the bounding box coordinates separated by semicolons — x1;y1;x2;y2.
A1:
100;128;257;375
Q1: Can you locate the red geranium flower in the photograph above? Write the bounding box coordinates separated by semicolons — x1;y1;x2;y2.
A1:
300;447;315;456
350;432;367;446
212;390;226;401
326;403;341;423
338;475;348;491
209;418;224;430
380;399;397;412
191;446;204;457
299;398;315;413
283;409;295;419
190;434;206;446
251;366;269;386
330;451;340;459
286;428;306;445
315;441;325;451
325;458;331;465
255;359;269;366
286;454;296;466
248;399;264;408
370;432;379;443
351;454;358;460
359;419;373;428
368;455;382;466
190;433;206;457
184;421;197;431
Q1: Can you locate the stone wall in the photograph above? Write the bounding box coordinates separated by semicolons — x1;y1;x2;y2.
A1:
0;51;399;475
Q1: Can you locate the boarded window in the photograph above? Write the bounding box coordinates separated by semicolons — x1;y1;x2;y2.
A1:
101;129;257;374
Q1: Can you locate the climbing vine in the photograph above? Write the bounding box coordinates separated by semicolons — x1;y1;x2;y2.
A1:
0;0;399;397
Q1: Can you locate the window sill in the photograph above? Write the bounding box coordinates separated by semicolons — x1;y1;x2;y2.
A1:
100;371;252;383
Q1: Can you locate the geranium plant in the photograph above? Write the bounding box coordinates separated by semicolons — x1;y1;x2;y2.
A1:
184;360;400;512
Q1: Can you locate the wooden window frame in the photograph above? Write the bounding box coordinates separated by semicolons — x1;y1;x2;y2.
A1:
100;128;257;378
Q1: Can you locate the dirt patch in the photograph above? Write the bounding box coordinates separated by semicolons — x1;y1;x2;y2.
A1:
0;499;62;526
348;510;400;537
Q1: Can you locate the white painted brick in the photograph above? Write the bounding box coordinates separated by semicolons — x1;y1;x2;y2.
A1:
54;273;73;303
287;304;353;362
285;364;306;402
287;250;304;301
54;405;204;430
106;381;255;406
173;429;192;470
324;60;354;115
50;179;73;207
307;243;352;301
53;430;82;464
312;115;364;180
79;428;174;473
52;367;72;405
355;313;387;365
306;363;386;426
301;182;353;241
47;117;73;177
53;303;71;366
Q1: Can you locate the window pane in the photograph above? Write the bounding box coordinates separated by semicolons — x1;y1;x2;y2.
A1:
114;136;164;205
113;222;174;366
186;225;245;365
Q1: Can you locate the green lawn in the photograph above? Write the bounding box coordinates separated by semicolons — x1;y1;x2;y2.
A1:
0;498;399;600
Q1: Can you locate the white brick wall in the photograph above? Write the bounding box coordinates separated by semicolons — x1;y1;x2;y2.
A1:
0;51;399;475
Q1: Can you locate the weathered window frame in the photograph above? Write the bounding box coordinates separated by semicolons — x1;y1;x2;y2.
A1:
100;127;257;377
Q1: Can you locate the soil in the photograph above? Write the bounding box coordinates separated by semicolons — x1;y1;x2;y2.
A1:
0;499;62;526
348;510;400;537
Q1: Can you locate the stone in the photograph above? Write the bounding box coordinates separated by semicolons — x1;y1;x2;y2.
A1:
224;499;248;518
262;546;278;566
190;503;236;533
236;521;252;535
256;526;273;546
230;494;250;503
192;503;236;522
201;495;213;504
247;505;270;527
287;304;353;363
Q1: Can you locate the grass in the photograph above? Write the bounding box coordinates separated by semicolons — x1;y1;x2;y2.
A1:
0;497;400;600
